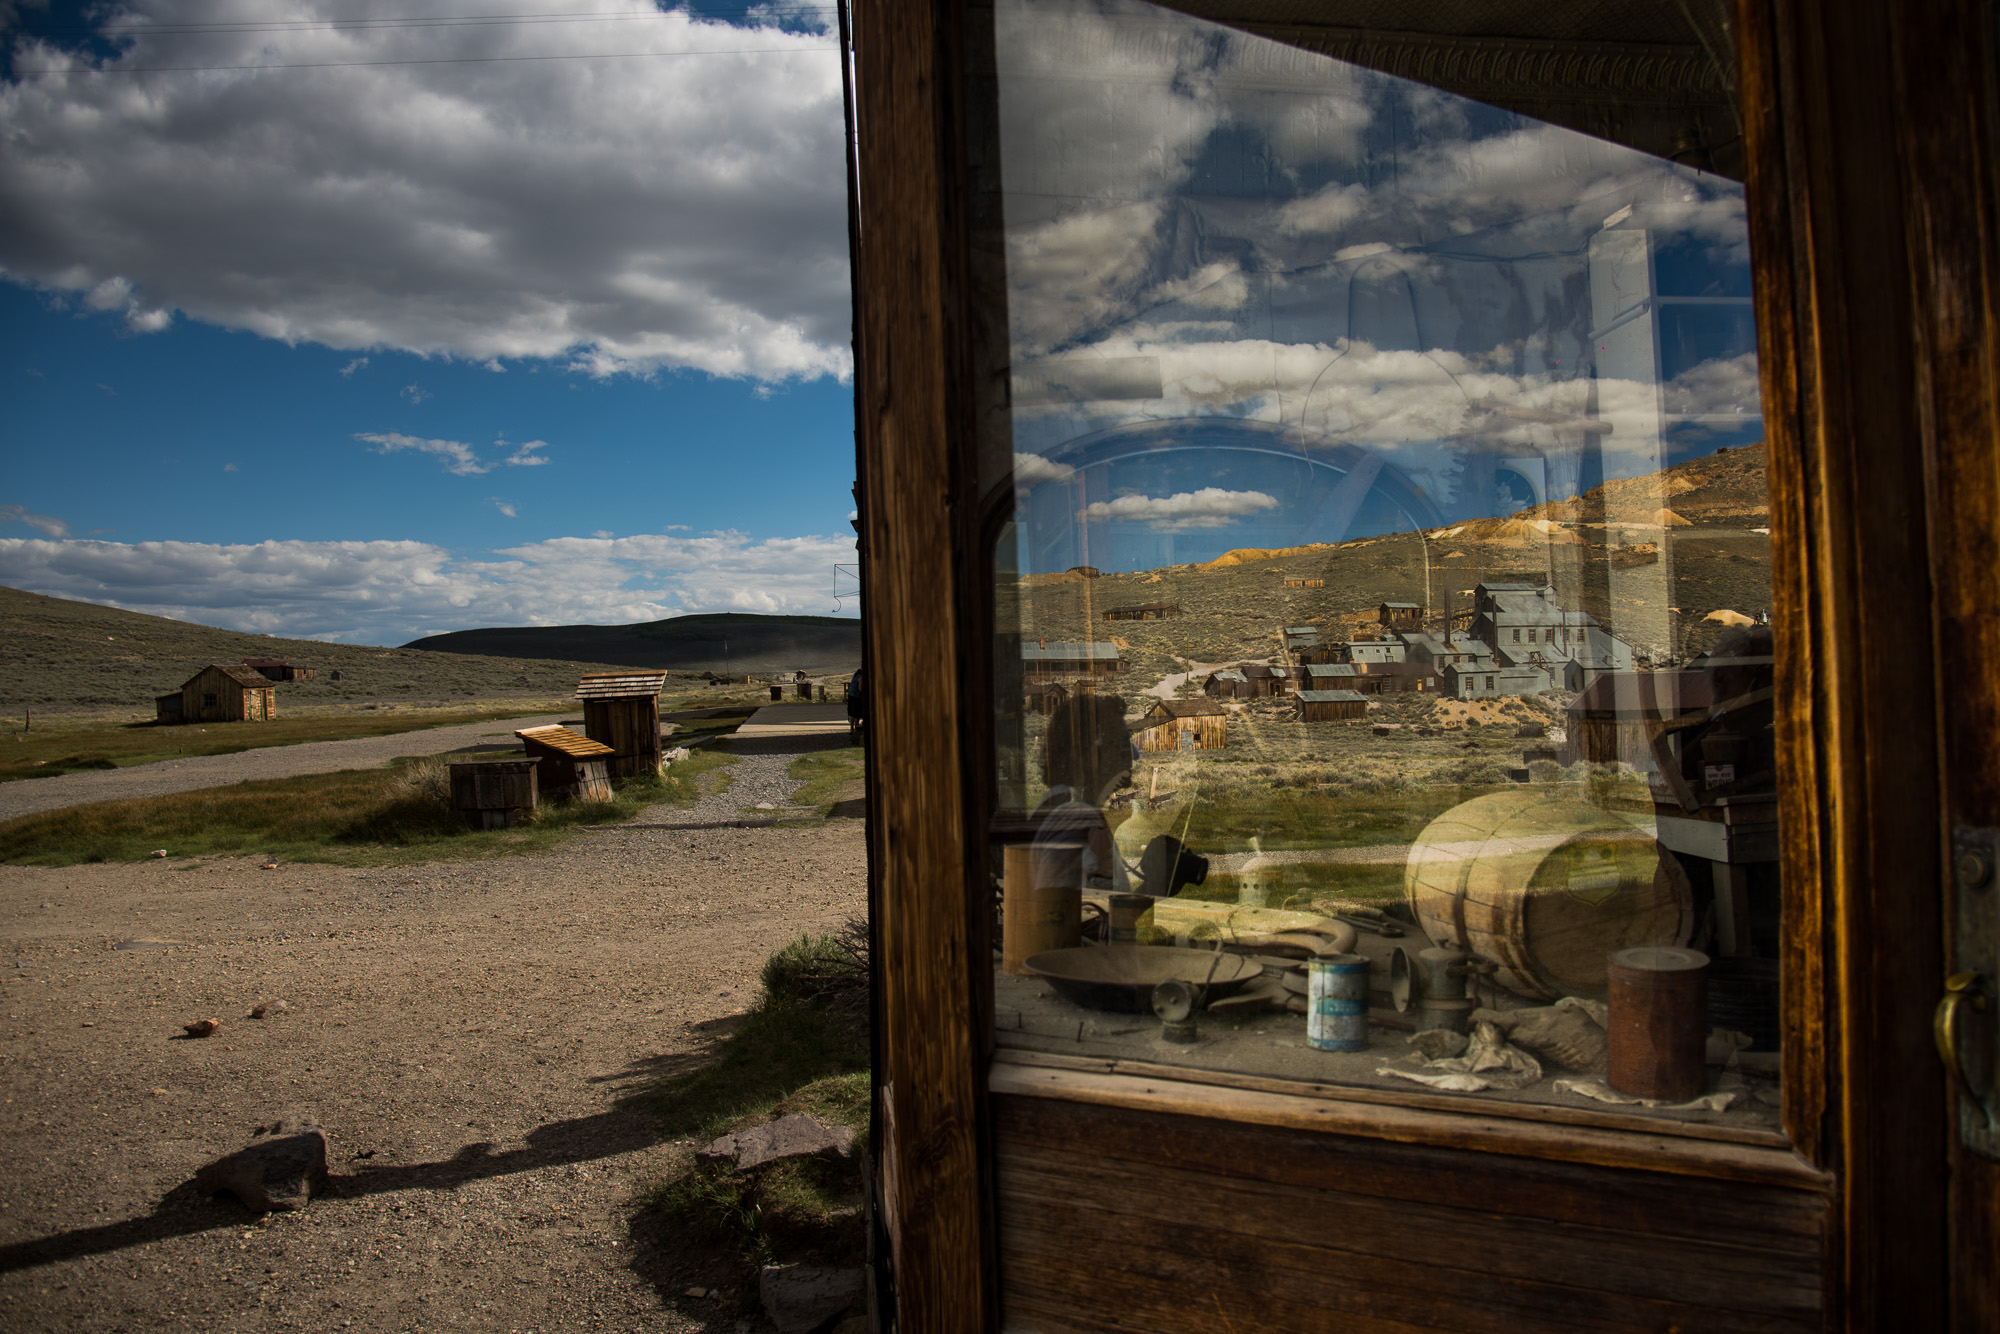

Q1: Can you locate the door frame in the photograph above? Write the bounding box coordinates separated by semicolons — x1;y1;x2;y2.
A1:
848;0;1995;1326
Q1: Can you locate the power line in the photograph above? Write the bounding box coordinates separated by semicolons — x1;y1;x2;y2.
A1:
8;45;838;77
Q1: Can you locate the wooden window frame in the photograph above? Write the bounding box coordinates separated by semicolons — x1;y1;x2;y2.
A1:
850;0;1983;1324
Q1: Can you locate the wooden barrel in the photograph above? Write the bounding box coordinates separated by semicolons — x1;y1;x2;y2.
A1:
1403;791;1692;1002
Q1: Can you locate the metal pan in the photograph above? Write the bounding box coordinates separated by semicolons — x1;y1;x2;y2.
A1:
1023;945;1264;1014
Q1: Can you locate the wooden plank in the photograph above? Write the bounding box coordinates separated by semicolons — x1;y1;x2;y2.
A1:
991;1064;1829;1192
994;1048;1792;1150
1001;1201;1819;1334
996;1150;1823;1314
852;0;994;1324
994;1092;1825;1247
1736;0;1953;1324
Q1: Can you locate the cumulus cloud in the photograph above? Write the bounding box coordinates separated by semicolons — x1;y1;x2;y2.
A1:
502;439;552;467
356;431;488;476
1084;487;1277;531
1013;451;1075;488
0;528;860;643
0;503;69;537
0;0;850;381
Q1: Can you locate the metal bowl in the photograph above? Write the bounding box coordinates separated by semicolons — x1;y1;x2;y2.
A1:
1023;945;1264;1014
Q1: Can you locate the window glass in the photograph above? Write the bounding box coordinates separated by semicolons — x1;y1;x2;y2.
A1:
983;0;1781;1130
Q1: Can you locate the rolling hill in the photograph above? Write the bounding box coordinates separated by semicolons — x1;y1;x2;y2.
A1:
404;611;863;674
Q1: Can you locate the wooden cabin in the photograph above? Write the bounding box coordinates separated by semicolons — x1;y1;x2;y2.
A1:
849;0;2000;1327
1099;601;1179;621
1020;641;1123;680
1237;662;1292;697
241;658;317;682
168;664;275;723
1023;681;1068;715
1302;662;1361;690
1281;577;1324;588
574;671;667;778
1294;688;1368;722
1132;698;1226;751
1200;669;1247;699
1378;600;1423;629
515;725;615;802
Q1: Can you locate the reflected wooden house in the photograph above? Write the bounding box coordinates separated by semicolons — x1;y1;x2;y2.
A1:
1564;670;1713;768
1295;688;1368;722
1100;601;1179;621
1021;641;1123;680
1024;681;1069;715
1133;698;1226;750
515;725;615;801
575;671;668;778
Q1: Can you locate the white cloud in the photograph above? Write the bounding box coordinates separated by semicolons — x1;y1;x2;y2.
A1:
0;503;70;537
492;499;519;518
0;528;860;643
1013;451;1074;488
0;0;850;382
401;384;431;405
356;431;488;476
338;357;369;377
502;439;552;467
1084;487;1277;531
223;463;239;473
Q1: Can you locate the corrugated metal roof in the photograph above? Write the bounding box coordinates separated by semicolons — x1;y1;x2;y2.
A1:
1283;624;1318;635
1207;670;1247;682
575;671;668;699
516;725;616;759
1021;642;1121;661
1296;689;1366;703
1379;601;1421;610
1305;663;1359;677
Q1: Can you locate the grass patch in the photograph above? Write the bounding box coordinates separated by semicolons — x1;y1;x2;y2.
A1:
641;930;870;1304
0;707;560;783
655;747;739;808
785;746;865;815
0;758;671;867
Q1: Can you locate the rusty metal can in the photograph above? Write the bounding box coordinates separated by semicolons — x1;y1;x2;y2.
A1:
1606;946;1710;1101
1307;954;1369;1052
1108;893;1149;945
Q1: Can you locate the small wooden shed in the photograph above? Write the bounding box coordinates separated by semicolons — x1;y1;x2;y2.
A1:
1379;600;1423;628
172;664;275;723
1281;577;1324;588
576;671;668;778
1133;698;1227;751
1295;688;1368;721
1024;681;1069;715
515;725;615;802
1201;669;1247;699
1238;663;1293;698
242;658;317;682
1100;602;1179;621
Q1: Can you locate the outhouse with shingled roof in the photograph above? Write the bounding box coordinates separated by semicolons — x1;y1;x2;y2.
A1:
515;725;616;801
575;671;668;778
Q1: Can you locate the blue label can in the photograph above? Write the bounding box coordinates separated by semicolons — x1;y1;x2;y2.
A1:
1307;954;1369;1052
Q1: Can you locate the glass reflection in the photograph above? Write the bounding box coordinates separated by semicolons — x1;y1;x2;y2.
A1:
985;0;1779;1128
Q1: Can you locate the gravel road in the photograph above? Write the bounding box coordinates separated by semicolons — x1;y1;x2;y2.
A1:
0;716;570;823
0;746;869;1333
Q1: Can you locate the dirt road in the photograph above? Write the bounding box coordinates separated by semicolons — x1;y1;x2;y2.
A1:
0;786;868;1332
0;716;570;824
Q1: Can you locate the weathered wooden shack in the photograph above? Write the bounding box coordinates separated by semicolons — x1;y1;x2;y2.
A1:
1132;698;1226;750
515;725;615;802
169;664;275;723
1378;600;1423;628
1237;662;1292;697
241;658;317;682
1564;670;1713;768
575;671;667;778
1200;669;1247;699
1294;688;1367;722
1023;681;1069;715
1099;601;1179;621
1020;641;1123;680
1281;577;1324;588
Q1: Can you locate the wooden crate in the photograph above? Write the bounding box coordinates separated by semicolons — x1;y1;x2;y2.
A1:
449;760;538;829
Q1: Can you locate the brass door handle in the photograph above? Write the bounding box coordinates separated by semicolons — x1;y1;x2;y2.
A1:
1934;972;1988;1100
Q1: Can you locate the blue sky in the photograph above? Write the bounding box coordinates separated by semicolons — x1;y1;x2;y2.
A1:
0;0;858;644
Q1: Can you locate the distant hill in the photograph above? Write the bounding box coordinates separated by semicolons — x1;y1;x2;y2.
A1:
404;612;863;674
0;586;647;716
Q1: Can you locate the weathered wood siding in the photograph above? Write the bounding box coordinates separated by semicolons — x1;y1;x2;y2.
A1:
994;1088;1830;1333
1134;716;1225;751
179;666;273;723
582;697;662;778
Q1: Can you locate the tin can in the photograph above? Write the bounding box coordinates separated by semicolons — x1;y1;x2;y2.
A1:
1307;953;1369;1052
1606;945;1710;1101
1108;893;1149;945
1001;843;1083;974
